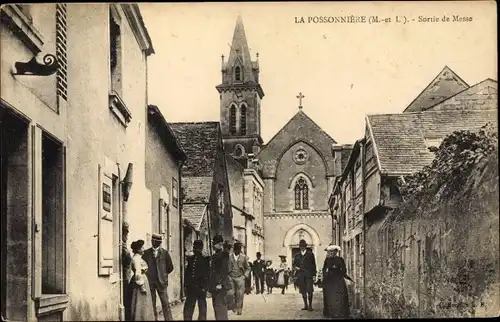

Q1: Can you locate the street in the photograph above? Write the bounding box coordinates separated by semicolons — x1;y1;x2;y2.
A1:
169;287;327;320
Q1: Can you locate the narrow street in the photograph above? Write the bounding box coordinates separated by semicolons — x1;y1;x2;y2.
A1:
169;287;327;320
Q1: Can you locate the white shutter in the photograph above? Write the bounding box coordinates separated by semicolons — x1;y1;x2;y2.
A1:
98;164;114;276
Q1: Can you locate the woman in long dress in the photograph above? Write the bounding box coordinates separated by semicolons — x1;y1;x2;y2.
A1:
322;245;353;319
129;240;156;321
264;260;275;294
275;255;289;295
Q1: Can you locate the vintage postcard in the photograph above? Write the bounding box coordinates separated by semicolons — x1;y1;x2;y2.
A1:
0;1;497;321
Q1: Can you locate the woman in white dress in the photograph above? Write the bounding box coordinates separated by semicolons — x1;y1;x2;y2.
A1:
276;255;289;295
129;240;156;321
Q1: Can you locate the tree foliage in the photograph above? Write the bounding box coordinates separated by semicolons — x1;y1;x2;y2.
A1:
395;123;498;218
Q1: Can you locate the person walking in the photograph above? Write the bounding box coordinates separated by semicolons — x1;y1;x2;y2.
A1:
183;240;210;321
209;235;231;320
322;245;353;318
276;255;289;295
227;242;251;315
129;240;156;321
264;261;276;294
292;239;317;311
142;233;174;321
252;252;266;294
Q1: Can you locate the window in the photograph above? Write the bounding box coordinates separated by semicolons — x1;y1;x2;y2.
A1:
229;104;237;135
172;178;178;208
109;6;122;97
240;104;247;135
41;134;65;293
235;66;241;81
294;178;309;210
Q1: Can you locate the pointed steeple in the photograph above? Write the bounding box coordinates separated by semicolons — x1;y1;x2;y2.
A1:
226;15;256;82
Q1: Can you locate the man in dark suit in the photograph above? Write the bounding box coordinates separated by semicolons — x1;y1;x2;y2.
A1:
209;235;231;320
293;239;317;311
142;233;174;321
183;240;210;320
252;252;266;294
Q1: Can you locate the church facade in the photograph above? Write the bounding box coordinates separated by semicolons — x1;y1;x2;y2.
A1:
217;16;343;267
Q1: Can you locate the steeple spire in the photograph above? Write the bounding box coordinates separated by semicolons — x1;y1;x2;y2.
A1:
227;15;255;82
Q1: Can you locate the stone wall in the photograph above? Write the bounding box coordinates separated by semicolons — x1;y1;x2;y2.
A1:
365;144;499;318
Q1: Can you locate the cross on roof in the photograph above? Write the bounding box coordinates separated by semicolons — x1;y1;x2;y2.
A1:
296;92;305;109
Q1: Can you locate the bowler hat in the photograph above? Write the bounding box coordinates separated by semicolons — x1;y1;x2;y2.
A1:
213;235;223;244
299;239;307;246
151;233;163;242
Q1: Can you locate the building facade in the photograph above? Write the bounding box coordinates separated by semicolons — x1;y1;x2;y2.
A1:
1;3;156;321
145;104;187;306
328;67;498;313
171;122;234;256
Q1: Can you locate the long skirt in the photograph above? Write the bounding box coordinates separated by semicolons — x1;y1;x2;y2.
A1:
276;271;286;287
129;276;156;321
323;276;350;318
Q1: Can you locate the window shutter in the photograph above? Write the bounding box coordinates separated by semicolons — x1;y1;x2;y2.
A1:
98;164;114;276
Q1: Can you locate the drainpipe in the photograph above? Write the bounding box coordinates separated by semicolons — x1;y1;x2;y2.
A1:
178;160;184;301
117;163;123;321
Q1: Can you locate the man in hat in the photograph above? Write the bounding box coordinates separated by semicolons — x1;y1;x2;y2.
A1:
252;252;266;294
209;235;231;320
143;233;174;321
183;240;210;320
227;241;250;315
292;239;317;311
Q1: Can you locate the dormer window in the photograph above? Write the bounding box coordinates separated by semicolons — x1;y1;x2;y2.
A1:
235;66;242;81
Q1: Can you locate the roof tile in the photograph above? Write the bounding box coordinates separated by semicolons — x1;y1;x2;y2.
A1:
368;109;497;175
170;122;221;177
182;177;213;203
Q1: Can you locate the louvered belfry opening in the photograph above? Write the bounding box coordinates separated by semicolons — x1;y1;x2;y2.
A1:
56;4;67;102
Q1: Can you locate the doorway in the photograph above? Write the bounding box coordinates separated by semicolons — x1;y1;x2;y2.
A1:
1;107;29;321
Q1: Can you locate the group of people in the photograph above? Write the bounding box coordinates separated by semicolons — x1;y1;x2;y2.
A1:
121;228;175;321
184;235;251;320
121;222;354;321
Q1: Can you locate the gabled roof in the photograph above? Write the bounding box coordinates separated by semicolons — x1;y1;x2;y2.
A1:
147;105;187;162
183;204;207;231
424;78;498;112
366;109;497;175
403;66;470;113
257;109;337;177
170;122;221;177
182;177;213;203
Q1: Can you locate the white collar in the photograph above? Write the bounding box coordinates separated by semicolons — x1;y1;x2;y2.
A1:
300;250;306;255
233;253;240;259
153;247;160;252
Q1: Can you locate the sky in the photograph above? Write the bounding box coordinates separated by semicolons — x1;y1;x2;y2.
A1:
140;1;497;144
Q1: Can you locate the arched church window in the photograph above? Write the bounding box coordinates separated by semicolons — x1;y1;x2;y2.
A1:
294;177;309;210
235;66;241;81
230;104;237;135
240;104;247;135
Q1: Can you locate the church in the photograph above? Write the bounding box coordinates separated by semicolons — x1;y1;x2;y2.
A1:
218;16;346;268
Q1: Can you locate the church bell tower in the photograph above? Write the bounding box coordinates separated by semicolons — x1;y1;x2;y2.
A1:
216;15;265;161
